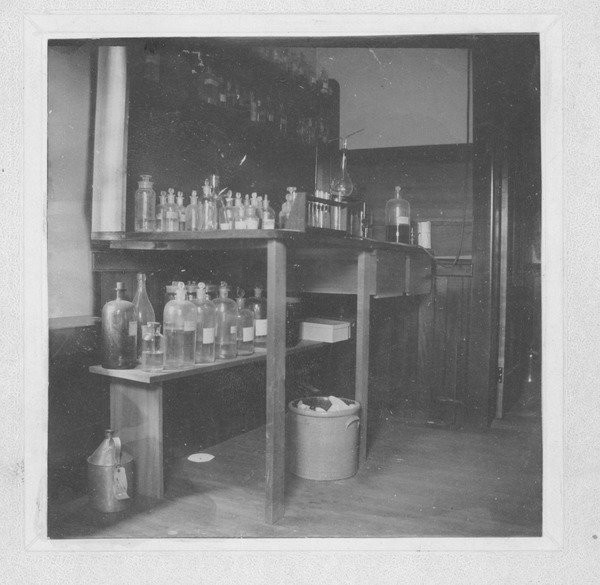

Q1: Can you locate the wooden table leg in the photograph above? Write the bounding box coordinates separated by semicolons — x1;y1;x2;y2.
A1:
356;251;374;463
110;379;164;499
265;239;286;524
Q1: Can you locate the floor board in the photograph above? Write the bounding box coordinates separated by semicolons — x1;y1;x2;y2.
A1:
48;410;542;539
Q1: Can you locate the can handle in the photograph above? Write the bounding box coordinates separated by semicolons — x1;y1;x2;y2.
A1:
112;436;122;466
345;415;360;430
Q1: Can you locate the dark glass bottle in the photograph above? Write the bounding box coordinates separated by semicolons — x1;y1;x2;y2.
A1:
101;282;138;369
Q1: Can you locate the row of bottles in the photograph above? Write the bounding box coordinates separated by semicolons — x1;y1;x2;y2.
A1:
146;46;334;146
101;275;268;371
134;175;277;233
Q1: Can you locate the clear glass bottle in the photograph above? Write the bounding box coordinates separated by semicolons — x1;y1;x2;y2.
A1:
201;180;218;230
101;282;137;369
248;286;267;348
219;192;235;230
141;322;164;372
192;282;216;363
176;191;186;231
214;281;238;359
164;188;179;232
235;291;255;356
132;272;156;359
156;190;167;232
233;192;246;229
134;174;156;232
385;185;411;244
245;193;260;229
261;195;276;229
163;282;196;369
186;190;201;231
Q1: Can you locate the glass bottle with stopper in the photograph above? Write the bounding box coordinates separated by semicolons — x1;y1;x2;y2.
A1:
101;282;138;369
233;192;246;229
385;185;411;244
248;286;267;348
141;322;164;372
201;179;218;230
156;190;167;232
134;174;156;232
132;272;156;358
186;190;201;231
261;195;275;229
176;191;186;231
192;282;216;363
235;289;255;356
164;188;179;232
214;282;238;359
163;281;196;369
219;191;235;230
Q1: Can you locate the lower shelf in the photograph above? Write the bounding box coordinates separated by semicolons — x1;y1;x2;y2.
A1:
89;340;328;384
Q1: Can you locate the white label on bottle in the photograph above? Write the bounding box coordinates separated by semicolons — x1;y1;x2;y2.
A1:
246;219;259;229
129;321;137;337
255;319;268;337
220;222;232;230
219;93;227;102
262;218;275;229
243;327;254;342
202;327;215;344
235;220;247;229
184;321;196;332
395;216;410;225
230;325;238;335
166;211;178;219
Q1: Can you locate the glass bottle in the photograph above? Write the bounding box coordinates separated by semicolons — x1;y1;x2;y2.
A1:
261;195;276;229
201;180;218;230
176;191;186;231
141;322;164;372
192;282;216;363
248;286;267;348
235;291;255;356
101;282;137;369
134;174;156;232
385;185;411;244
233;192;246;229
156;191;167;232
132;272;156;359
186;190;201;231
219;192;235;230
163;282;196;369
164;188;179;232
245;193;260;229
214;281;238;359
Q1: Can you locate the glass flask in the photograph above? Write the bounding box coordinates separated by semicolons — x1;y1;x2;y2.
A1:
219;192;235;230
214;281;238;359
141;322;164;372
201;180;218;230
261;195;276;229
192;282;217;363
132;272;156;358
101;282;138;369
176;191;187;231
245;193;260;229
186;190;201;231
163;282;197;369
331;139;354;199
248;286;267;348
235;291;255;356
156;191;167;232
233;192;246;229
385;185;411;244
134;174;156;232
164;188;179;232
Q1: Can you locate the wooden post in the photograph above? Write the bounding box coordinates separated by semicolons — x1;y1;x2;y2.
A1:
265;240;287;523
356;251;374;462
110;380;164;499
92;46;129;237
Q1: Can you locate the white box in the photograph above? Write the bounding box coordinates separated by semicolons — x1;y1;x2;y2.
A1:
300;318;352;343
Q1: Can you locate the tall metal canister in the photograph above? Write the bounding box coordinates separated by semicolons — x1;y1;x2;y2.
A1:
87;429;134;513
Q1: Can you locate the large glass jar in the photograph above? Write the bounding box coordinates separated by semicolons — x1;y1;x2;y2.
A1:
192;283;217;363
248;286;267;348
101;282;138;369
214;282;238;359
385;185;411;244
163;282;197;369
134;174;156;232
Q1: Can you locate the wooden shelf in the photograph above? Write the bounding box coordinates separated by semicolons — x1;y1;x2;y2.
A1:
90;341;327;385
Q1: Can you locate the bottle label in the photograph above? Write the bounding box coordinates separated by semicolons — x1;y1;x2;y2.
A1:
202;327;215;344
220;222;232;230
255;319;268;337
235;220;247;229
184;321;196;332
219;93;227;103
394;216;410;225
242;327;254;342
246;218;259;229
129;321;137;337
230;325;238;335
262;219;275;230
166;211;178;220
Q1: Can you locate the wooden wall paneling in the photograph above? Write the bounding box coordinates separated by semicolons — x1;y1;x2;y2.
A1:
417;283;436;408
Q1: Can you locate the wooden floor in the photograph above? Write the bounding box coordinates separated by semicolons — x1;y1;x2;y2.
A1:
48;409;542;539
